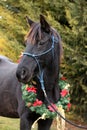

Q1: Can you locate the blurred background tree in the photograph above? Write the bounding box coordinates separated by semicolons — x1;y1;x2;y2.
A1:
0;0;87;120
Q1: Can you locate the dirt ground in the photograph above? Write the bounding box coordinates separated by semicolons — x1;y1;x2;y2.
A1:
65;113;87;130
66;122;87;130
52;121;87;130
52;114;87;130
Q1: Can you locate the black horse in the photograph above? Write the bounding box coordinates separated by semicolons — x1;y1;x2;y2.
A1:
16;15;62;130
0;15;62;130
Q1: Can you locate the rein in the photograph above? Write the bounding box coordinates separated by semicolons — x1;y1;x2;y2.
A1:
23;35;87;129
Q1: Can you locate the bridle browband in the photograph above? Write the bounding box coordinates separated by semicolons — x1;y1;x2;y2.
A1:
23;35;87;129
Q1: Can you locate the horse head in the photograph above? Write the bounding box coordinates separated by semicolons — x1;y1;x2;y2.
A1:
16;15;63;103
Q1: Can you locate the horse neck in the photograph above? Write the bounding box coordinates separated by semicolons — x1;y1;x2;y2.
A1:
44;58;60;88
46;41;60;79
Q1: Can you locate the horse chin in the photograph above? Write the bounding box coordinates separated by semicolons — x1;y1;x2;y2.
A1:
23;67;38;84
26;75;35;84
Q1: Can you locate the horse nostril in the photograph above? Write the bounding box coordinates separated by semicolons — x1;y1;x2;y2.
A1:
21;68;27;80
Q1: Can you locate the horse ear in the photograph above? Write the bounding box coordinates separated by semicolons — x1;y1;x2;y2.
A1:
25;16;35;26
40;15;50;33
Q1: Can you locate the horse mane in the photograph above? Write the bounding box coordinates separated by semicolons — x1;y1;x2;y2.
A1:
25;23;63;61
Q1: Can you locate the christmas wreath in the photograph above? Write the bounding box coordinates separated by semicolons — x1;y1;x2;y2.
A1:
22;74;71;119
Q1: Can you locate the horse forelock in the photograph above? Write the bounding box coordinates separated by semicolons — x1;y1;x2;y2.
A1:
25;23;41;44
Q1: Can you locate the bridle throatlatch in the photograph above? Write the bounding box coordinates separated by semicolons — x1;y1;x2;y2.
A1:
23;35;87;129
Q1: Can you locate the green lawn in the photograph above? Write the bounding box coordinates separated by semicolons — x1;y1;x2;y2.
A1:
0;117;19;130
0;116;85;130
0;117;56;130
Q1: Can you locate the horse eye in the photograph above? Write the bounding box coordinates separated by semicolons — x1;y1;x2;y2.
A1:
38;41;44;45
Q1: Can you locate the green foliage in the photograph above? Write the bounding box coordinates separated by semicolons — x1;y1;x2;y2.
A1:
60;0;87;117
0;0;87;118
0;1;25;61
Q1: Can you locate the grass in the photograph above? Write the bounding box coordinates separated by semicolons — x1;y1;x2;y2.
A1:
0;117;19;130
0;115;86;130
0;117;57;130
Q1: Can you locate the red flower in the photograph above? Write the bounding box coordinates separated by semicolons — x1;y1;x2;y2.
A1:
26;86;37;93
48;103;57;112
33;99;43;106
60;76;67;80
60;89;68;97
67;103;71;111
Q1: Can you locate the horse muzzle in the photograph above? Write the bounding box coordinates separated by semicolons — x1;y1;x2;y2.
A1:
16;66;32;83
